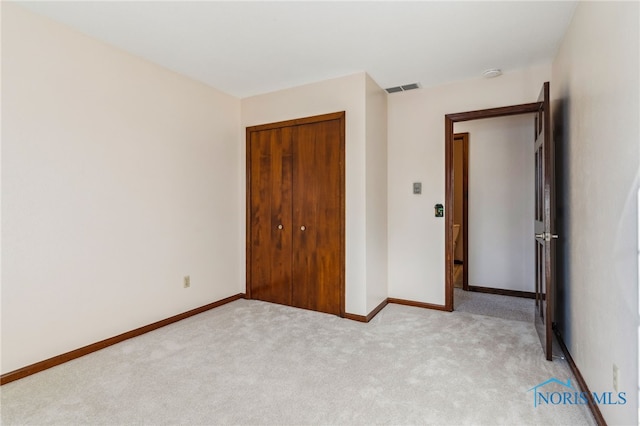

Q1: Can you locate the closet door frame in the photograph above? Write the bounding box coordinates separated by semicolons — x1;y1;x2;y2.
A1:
245;111;346;316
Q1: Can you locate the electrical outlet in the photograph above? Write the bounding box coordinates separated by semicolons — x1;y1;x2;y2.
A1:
613;364;619;392
183;275;190;288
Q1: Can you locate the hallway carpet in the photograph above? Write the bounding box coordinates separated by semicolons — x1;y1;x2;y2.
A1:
454;288;534;323
1;299;595;425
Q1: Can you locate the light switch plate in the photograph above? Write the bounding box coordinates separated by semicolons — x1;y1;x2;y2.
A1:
413;182;422;194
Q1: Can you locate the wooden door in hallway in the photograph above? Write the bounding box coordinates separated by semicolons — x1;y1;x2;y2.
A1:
533;82;556;361
247;112;345;316
452;133;469;291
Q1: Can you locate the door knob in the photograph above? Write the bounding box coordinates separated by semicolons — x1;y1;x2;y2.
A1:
277;224;283;230
535;232;560;241
300;226;306;231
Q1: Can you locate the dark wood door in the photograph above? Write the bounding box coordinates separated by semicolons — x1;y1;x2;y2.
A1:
248;127;293;306
534;82;555;360
246;112;345;316
292;118;344;315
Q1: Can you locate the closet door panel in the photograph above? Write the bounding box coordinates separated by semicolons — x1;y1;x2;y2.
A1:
249;128;293;305
292;119;343;315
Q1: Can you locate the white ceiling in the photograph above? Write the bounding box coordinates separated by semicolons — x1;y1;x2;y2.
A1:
16;1;578;98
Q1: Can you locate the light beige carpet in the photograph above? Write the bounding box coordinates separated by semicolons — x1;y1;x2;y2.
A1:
454;288;534;323
1;299;595;425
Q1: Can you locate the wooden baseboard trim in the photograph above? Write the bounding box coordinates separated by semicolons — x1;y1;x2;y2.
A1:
345;296;450;322
468;285;535;299
343;313;368;322
1;293;246;385
344;298;389;323
553;325;606;426
387;298;449;312
366;298;389;321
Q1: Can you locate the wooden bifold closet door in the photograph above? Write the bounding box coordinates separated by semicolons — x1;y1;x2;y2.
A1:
246;112;345;316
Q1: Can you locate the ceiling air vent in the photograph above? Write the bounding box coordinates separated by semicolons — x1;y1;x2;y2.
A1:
385;86;403;94
385;82;421;94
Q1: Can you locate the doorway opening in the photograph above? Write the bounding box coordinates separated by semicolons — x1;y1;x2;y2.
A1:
444;103;540;312
451;117;539;324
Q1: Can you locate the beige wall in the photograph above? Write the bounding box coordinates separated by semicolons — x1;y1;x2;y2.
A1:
387;65;550;304
455;115;535;293
365;74;388;313
552;1;639;424
1;4;242;374
241;72;387;316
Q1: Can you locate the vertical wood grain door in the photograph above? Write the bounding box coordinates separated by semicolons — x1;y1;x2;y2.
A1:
246;112;345;316
292;118;344;315
533;82;556;361
248;127;293;306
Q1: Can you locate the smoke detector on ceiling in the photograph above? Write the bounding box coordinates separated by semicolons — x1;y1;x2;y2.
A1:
482;68;503;78
385;82;421;94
